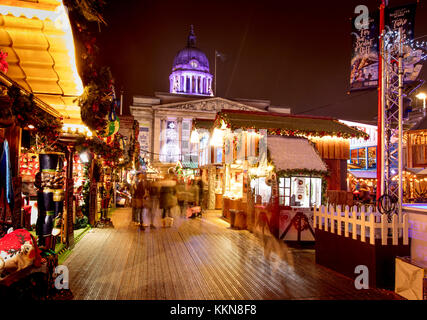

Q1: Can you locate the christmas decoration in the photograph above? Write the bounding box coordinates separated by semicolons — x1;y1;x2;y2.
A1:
276;169;329;204
0;85;63;151
214;111;369;140
63;0;107;25
78;67;114;132
0;49;8;74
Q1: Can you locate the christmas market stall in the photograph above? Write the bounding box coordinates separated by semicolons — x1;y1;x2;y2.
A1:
193;109;368;240
191;119;218;211
0;0;114;298
0;72;65;298
347;170;376;205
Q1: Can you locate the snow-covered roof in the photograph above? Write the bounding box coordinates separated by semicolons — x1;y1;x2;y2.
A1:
267;136;327;172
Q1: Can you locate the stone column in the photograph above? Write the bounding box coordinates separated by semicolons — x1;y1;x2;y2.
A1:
177;117;183;161
153;116;161;162
183;76;187;93
190;76;193;93
160;118;166;162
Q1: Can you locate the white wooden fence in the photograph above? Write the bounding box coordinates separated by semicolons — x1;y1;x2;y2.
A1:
313;205;409;246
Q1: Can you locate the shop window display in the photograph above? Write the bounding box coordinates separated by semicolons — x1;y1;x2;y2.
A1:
250;177;271;204
224;167;243;200
198;132;210;166
368;146;377;169
349;146;376;170
278;177;322;208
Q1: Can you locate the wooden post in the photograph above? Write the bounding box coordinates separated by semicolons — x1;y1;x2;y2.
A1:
88;158;97;226
337;205;342;236
360;212;366;242
352;208;357;240
369;213;375;245
381;214;388;245
330;206;335;234
65;147;75;249
344;206;349;237
392;214;398;246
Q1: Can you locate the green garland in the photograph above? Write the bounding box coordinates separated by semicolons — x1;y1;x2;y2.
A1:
77;67;114;132
214;112;369;140
63;0;107;25
1;85;63;151
75;135;123;164
64;0;115;134
276;169;329;204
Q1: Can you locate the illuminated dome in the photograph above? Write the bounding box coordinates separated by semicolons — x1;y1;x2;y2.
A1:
169;25;213;96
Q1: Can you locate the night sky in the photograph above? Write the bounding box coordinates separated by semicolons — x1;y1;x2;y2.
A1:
92;0;427;122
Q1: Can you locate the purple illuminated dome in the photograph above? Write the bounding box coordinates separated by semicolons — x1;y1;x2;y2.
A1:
169;25;213;96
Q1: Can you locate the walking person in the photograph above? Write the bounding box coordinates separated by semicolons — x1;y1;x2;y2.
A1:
133;173;146;230
144;179;157;229
159;174;177;227
195;177;204;217
130;176;138;224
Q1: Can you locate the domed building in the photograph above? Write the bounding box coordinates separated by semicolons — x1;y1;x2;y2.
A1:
169;25;213;96
130;26;289;193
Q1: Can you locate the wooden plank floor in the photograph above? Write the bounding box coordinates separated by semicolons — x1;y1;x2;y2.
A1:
63;208;403;300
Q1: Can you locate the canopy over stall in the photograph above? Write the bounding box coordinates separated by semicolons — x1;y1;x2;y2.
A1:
0;0;85;128
215;109;368;139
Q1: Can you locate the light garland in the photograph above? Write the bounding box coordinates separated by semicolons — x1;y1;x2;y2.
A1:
214;112;369;140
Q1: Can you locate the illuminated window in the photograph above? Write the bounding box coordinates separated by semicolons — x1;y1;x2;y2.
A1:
368;147;377;169
279;177;322;208
160;120;179;163
251;178;271;204
349;147;375;170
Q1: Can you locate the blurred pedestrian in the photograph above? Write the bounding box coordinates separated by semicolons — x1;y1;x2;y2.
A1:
159;174;177;227
144;179;157;229
133;173;147;230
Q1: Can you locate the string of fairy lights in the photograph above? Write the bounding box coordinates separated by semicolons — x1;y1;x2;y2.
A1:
384;28;427;61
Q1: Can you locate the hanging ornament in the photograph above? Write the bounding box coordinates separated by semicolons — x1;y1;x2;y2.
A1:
98;86;120;138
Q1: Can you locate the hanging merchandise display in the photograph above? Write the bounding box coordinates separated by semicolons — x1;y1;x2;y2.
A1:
0;139;13;223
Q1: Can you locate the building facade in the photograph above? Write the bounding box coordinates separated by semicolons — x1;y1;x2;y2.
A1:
130;26;290;173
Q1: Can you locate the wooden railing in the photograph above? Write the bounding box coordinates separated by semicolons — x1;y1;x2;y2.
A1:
313;205;409;246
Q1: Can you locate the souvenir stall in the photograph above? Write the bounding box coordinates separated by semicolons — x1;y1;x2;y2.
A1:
406;123;427;203
0;75;65;297
19;147;39;229
191;119;218;211
199;109;367;240
346;170;376;205
390;169;427;203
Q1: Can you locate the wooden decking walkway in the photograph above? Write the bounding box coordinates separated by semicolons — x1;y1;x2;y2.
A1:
63;208;402;300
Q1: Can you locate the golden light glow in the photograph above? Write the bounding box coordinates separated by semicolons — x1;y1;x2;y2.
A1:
0;2;84;96
190;129;199;143
416;93;427;100
220;120;227;130
62;123;92;136
210;128;225;147
310;136;347;142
